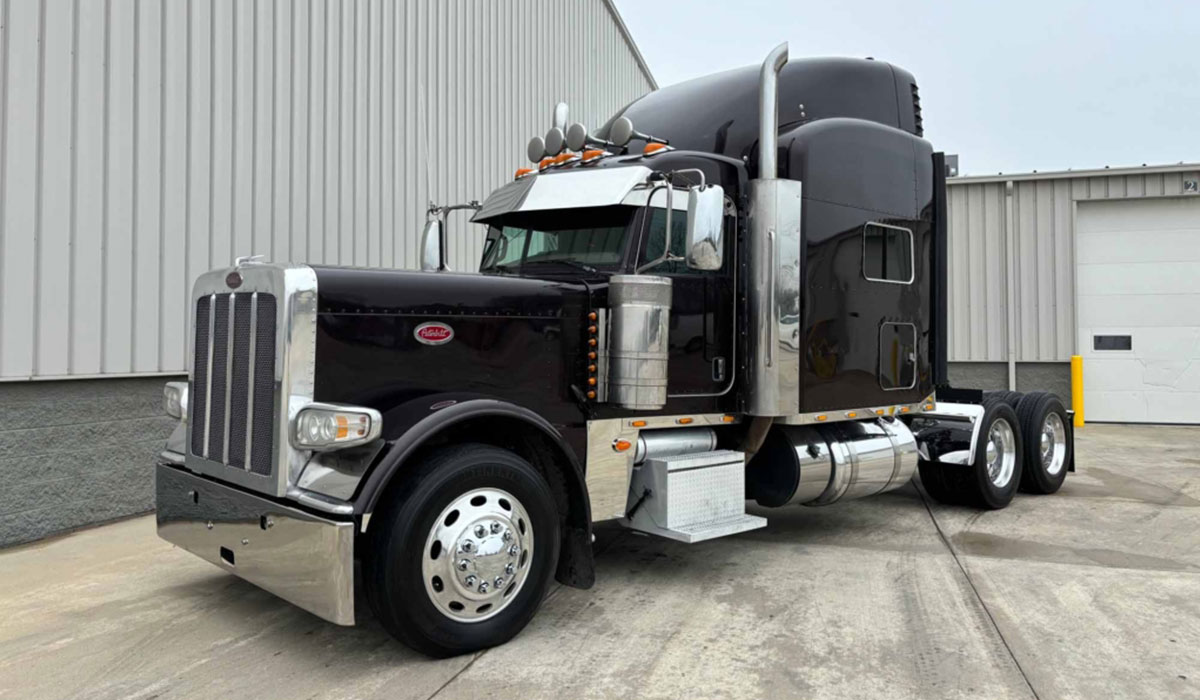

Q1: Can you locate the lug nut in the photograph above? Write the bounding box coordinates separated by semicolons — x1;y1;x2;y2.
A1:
490;522;502;534
465;575;477;586
502;530;513;542
474;525;487;538
478;582;490;594
505;563;515;575
494;576;505;588
457;559;470;571
461;541;474;552
508;544;519;557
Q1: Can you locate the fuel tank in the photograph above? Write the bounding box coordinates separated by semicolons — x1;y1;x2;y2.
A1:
746;419;919;507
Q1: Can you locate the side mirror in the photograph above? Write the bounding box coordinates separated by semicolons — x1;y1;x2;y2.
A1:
420;218;444;271
685;185;725;270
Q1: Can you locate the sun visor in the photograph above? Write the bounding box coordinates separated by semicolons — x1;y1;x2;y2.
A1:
472;166;653;224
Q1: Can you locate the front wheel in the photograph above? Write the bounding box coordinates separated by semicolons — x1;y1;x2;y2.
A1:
364;444;561;657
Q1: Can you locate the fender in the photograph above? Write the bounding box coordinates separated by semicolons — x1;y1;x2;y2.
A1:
353;392;596;588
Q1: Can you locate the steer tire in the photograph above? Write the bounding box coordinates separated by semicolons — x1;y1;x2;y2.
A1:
364;443;560;657
1015;392;1071;495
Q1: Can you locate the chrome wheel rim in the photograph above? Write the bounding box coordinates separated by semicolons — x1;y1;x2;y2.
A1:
1041;412;1067;476
985;418;1017;488
422;487;533;623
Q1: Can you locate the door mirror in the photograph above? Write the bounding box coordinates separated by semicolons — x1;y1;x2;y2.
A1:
420;218;443;271
685;185;725;270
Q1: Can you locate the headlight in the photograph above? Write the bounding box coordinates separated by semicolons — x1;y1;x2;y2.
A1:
293;403;382;451
163;382;188;421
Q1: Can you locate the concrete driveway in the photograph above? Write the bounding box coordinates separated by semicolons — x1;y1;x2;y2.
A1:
1;424;1197;700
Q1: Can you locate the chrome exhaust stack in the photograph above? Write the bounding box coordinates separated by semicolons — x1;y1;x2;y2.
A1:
746;42;802;416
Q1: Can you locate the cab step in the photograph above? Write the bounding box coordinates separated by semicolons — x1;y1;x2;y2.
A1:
620;449;766;543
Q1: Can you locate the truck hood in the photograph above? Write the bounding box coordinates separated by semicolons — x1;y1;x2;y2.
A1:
309;266;596;414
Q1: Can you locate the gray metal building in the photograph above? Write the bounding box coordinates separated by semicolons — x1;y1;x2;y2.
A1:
946;163;1200;422
0;0;654;546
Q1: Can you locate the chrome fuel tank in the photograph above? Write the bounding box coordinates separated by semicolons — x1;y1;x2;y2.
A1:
746;419;918;507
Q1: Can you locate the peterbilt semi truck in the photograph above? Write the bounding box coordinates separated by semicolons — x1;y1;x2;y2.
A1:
155;43;1075;657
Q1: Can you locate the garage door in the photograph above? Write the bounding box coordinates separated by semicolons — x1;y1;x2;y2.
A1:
1077;196;1200;423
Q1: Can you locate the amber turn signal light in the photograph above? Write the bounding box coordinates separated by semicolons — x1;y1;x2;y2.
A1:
588;351;597;360
588;312;597;321
612;439;633;452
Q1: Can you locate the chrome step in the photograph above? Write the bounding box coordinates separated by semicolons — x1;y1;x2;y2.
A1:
621;449;767;543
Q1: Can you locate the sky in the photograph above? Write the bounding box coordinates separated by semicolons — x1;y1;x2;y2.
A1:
613;1;1200;177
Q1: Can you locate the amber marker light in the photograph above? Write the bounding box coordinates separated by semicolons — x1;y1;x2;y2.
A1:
643;142;670;156
587;377;597;386
816;415;828;422
722;415;735;423
581;148;607;163
846;412;858;418
587;364;596;372
588;338;597;347
631;420;647;428
586;390;596;399
613;439;632;452
588;351;597;360
539;157;554;170
924;403;935;411
875;409;885;416
588;312;597;321
900;406;911;413
677;417;694;425
588;325;597;334
514;167;534;179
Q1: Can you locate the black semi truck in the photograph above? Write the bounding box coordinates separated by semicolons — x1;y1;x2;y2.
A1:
156;43;1074;656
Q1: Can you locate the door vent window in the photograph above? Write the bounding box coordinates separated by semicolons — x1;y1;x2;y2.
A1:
879;322;917;390
863;223;914;284
1094;335;1132;351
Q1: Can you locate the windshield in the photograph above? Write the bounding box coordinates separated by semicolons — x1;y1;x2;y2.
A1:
479;206;633;273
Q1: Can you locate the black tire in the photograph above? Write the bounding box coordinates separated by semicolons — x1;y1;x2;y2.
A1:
1015;392;1071;494
364;444;561;657
921;401;1023;509
984;390;1022;409
960;401;1024;509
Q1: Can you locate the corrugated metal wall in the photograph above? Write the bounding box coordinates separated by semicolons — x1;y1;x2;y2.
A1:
947;166;1200;363
0;0;654;380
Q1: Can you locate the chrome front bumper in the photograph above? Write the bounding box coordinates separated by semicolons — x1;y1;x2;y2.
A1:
155;463;355;625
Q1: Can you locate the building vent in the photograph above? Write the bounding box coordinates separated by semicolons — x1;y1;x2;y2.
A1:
910;83;923;137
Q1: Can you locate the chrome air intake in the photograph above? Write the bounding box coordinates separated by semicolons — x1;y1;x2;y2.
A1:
746;419;919;507
604;274;672;410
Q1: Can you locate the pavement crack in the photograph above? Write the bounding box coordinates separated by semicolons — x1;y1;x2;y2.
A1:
426;650;485;700
916;485;1043;700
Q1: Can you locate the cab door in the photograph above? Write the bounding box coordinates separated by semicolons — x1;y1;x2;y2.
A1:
635;205;735;396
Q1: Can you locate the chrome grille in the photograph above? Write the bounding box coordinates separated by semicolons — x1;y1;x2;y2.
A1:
191;292;278;476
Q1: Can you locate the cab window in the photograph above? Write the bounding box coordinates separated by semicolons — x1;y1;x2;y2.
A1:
639;208;717;275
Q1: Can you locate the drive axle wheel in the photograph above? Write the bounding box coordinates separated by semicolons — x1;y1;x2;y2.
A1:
1015;392;1071;494
364;444;559;657
918;399;1023;510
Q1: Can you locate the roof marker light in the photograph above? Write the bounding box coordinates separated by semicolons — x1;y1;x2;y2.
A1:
514;167;534;179
643;143;671;157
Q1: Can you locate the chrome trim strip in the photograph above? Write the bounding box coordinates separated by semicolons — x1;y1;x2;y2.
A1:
223;292;236;464
286;486;356;516
203;293;216;459
244;292;258;470
773;395;936;426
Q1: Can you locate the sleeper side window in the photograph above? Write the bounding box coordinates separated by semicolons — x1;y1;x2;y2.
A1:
863;223;914;284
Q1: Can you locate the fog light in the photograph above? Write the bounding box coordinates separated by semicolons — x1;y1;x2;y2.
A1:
163;381;188;421
293;403;382;451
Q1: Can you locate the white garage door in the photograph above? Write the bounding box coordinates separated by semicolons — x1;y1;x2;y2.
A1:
1077;196;1200;423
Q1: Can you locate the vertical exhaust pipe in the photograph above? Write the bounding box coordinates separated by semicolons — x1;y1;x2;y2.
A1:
747;42;801;416
758;42;789;179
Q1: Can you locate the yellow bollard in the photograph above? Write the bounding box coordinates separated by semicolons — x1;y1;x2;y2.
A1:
1071;355;1084;427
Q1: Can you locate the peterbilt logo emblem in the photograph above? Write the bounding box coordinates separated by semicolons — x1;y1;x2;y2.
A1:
225;271;243;289
414;322;454;345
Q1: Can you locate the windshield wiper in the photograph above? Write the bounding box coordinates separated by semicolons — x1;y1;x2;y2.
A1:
522;259;604;274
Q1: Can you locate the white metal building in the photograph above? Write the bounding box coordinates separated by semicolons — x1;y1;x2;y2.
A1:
946;163;1200;424
0;0;655;546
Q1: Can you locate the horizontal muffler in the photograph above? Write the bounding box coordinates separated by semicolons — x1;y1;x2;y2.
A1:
746;419;918;507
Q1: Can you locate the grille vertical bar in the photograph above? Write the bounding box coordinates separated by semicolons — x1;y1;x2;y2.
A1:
190;296;212;456
207;296;231;459
250;294;277;475
228;294;254;468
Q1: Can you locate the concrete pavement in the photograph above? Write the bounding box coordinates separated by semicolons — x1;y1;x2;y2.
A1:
1;423;1197;699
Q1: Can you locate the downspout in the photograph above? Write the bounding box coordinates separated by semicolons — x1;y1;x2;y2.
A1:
1004;180;1017;391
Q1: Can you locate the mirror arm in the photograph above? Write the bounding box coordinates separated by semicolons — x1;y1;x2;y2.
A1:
636;184;674;274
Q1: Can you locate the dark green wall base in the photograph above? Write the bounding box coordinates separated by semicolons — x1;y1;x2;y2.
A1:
947;362;1072;409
